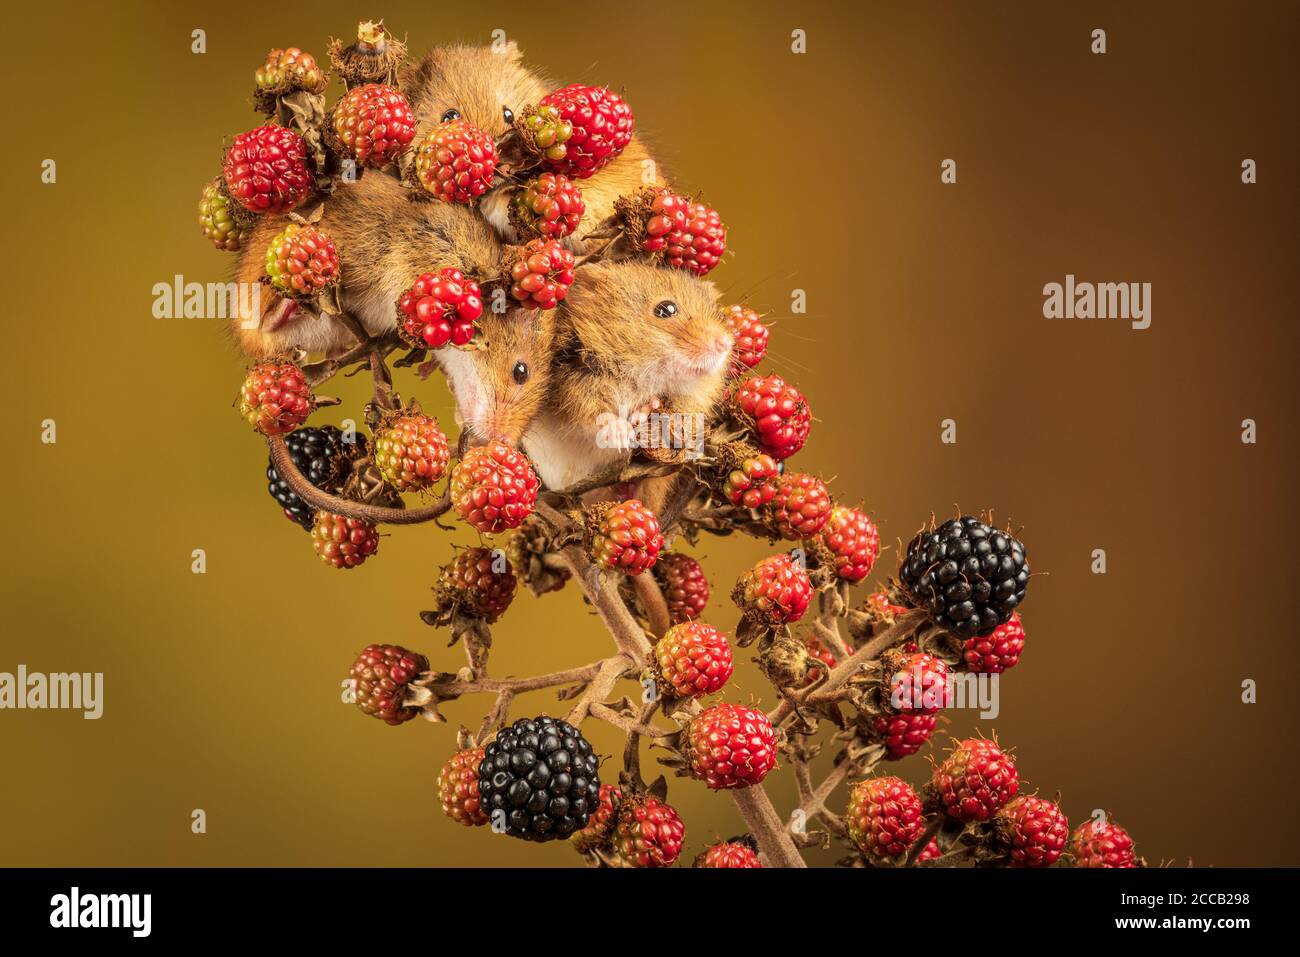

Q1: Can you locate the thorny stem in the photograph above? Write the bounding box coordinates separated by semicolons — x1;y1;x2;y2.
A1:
564;655;633;726
620;698;661;790
631;573;672;639
411;660;609;705
534;501;654;663
588;702;670;739
768;609;929;727
301;330;403;386
803;759;851;818
544;458;680;502
657;470;708;537
477;691;514;742
730;786;808;869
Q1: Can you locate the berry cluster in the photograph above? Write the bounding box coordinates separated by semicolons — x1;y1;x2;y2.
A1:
206;26;1138;873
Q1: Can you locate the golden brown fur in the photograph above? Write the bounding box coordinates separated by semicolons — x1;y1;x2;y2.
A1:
401;42;667;252
228;44;684;459
400;42;551;140
439;307;557;446
523;260;733;494
231;173;503;358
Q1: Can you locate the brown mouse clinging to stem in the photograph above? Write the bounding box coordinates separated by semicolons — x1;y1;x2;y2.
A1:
399;41;669;253
523;259;734;500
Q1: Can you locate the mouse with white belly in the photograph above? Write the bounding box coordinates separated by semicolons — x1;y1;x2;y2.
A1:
523;260;733;495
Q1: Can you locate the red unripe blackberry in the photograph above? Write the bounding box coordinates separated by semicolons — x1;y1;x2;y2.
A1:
510;172;585;239
537;84;634;179
653;622;734;698
332;83;415;168
914;837;942;863
995;795;1069;868
265;224;339;299
508;238;576;310
223;125;313;215
722;452;780;509
620;188;726;276
614;794;685;868
572;783;622;854
436;546;516;623
665;200;726;276
732;554;813;625
867;590;912;620
725;304;769;374
254;47;328;97
885;650;951;715
413;119;497;203
396;268;484;350
731;374;812;461
694;840;763;868
590;499;663;576
348;644;428;725
653;552;710;624
450;442;540;534
931;738;1020;823
372;412;450;492
963;612;1026;673
767;472;833;540
1070;818;1142;868
683;703;776;790
819;506;881;583
638;188;691;252
311;511;379;568
238;359;313;436
438;747;489;826
900;516;1029;639
872;710;938;760
846;776;926;860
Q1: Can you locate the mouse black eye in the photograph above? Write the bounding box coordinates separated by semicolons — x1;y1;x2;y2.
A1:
654;300;679;319
502;106;515;125
512;361;529;384
441;108;461;122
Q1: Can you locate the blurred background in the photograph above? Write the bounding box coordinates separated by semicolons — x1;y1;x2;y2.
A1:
1;0;1297;866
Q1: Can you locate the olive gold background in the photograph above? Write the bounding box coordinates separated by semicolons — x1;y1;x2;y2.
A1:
1;0;1297;867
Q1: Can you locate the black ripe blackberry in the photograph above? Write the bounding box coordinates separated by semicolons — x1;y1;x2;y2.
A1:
477;715;601;842
266;426;358;529
899;516;1028;638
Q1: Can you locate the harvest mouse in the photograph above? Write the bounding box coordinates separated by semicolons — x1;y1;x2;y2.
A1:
523;260;733;495
230;171;559;446
230;171;505;358
400;42;669;253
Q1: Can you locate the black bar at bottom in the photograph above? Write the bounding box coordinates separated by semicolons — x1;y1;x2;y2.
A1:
0;866;1278;940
